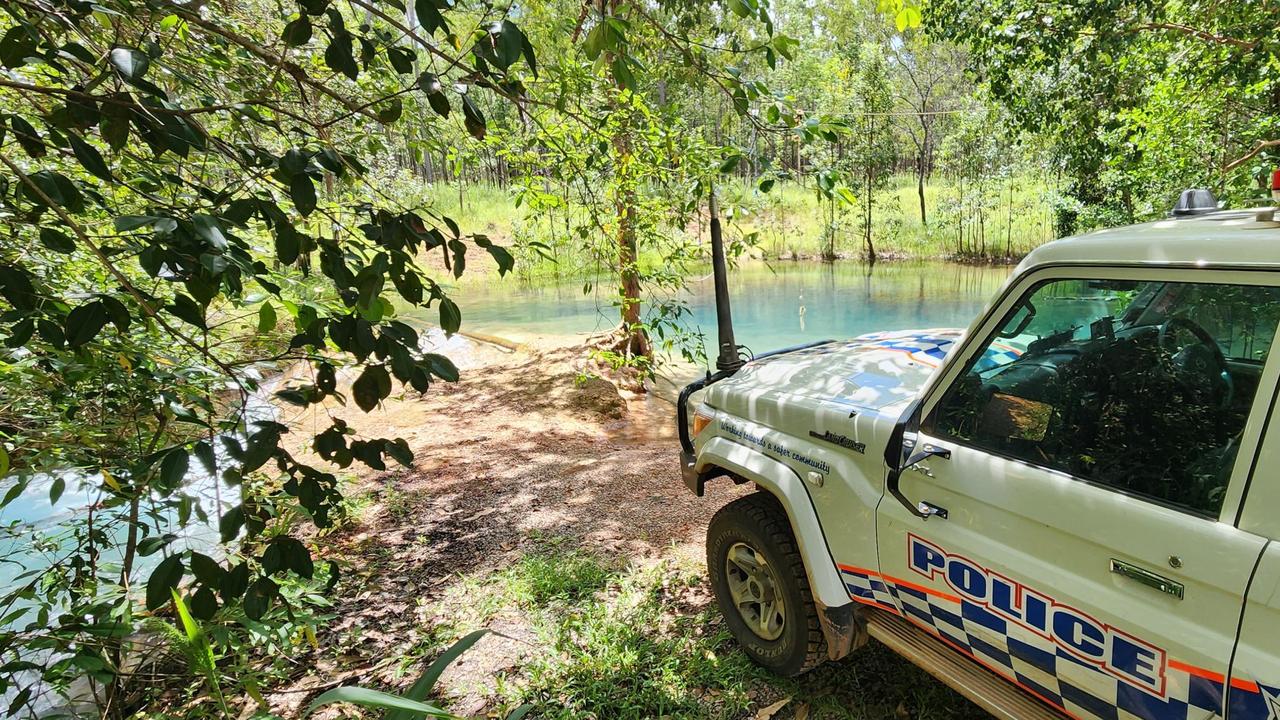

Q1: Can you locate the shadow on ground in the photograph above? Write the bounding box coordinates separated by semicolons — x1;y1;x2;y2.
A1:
271;338;987;719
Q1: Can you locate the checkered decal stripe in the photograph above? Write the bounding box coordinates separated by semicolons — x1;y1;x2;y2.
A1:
851;329;1023;370
836;565;1276;720
839;566;898;612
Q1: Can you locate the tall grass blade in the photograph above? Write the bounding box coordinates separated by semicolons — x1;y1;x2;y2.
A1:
170;589;230;716
385;629;489;720
304;687;453;717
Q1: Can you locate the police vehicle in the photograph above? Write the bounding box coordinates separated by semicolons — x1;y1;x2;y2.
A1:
678;177;1280;720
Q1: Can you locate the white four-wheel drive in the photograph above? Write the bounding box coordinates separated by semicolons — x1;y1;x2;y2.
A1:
679;199;1280;720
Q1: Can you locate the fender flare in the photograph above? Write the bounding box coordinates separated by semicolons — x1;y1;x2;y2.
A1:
695;436;851;610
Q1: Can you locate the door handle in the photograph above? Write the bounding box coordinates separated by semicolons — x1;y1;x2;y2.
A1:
916;501;948;520
1110;559;1184;600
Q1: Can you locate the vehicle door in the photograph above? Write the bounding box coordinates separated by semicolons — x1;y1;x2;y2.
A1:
873;266;1280;720
1224;393;1280;719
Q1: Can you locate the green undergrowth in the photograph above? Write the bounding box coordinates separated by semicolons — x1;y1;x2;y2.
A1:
379;172;1060;288
409;541;988;720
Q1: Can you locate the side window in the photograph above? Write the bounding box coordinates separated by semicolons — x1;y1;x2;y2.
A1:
927;278;1280;517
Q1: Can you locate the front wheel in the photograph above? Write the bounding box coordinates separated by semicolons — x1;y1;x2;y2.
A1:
707;493;827;676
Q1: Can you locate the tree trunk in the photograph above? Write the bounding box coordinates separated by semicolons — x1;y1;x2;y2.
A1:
917;123;928;225
864;165;876;264
1006;179;1013;258
917;162;926;226
612;103;649;358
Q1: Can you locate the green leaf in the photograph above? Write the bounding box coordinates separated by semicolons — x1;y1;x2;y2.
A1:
263;536;313;577
243;577;277;620
719;154;741;174
137;535;171;557
0;447;8;477
65;301;109;348
461;94;486;140
520;35;538;77
283;17;312;46
258;302;277;333
385;629;489;720
189;552;223;585
145;554;184;610
1;476;28;507
9;115;44;158
475;237;513;276
290;174;317;216
166;294;207;329
171;588;201;644
22;170;83;212
351;365;391;412
306;687;449;718
495;20;524;69
108;47;150;80
159;448;189;490
193;214;228;250
896;4;922;31
423;353;459;382
0;26;37;69
376;98;403;124
387;46;415;74
68;134;112;181
172;588;225;704
438;297;461;334
758;177;776;193
114;215;161;231
611;57;636;92
414;0;449;36
416;73;450;117
384;438;413;467
221;561;249;600
39;227;75;253
506;705;534;720
324;32;358;81
582;23;608;60
48;476;64;505
0;265;35;310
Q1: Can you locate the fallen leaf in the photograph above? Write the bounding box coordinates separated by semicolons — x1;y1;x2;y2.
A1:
755;697;791;720
895;700;911;719
794;703;810;720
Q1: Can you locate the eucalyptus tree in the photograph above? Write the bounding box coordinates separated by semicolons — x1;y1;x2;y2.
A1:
494;0;806;364
849;41;895;263
926;0;1280;229
887;36;966;226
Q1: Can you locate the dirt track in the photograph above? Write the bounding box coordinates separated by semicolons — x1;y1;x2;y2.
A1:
269;334;753;715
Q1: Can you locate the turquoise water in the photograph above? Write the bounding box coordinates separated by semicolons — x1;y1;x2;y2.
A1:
447;261;1015;361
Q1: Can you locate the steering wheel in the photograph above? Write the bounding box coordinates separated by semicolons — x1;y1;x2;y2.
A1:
1157;316;1234;409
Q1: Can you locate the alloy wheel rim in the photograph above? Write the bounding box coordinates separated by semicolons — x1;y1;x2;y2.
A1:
724;541;786;640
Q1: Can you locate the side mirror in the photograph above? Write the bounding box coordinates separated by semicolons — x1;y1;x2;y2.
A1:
901;437;952;469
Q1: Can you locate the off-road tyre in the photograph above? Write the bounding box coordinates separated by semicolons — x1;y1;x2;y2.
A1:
707;492;827;676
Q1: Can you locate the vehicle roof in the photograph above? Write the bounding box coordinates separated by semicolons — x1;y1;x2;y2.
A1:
1018;208;1280;272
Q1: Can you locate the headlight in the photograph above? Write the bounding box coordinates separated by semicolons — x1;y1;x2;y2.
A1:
692;407;715;437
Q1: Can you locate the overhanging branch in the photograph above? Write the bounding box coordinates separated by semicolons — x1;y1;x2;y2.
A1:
1223;139;1280;173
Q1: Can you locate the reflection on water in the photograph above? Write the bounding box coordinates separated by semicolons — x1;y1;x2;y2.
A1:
444;261;1015;360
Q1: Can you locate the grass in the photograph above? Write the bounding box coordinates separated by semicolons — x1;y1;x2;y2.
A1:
370;168;1061;289
413;542;989;720
722;175;1059;262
